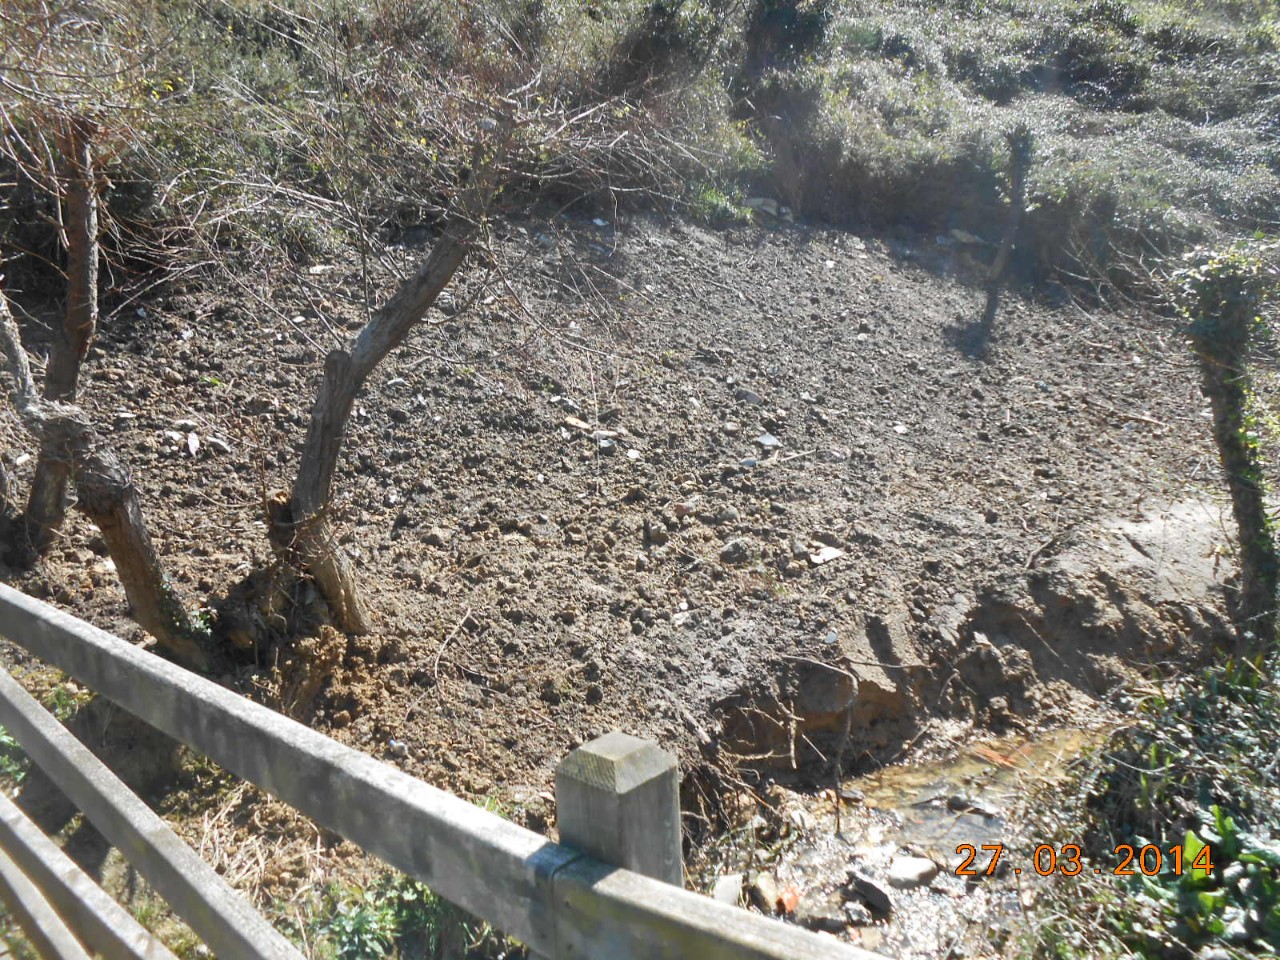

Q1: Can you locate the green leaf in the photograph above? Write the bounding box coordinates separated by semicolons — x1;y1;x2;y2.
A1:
1213;805;1242;859
1237;836;1280;867
1195;889;1227;916
1184;830;1206;865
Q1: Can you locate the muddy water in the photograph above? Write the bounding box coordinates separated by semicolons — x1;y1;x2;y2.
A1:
771;729;1102;957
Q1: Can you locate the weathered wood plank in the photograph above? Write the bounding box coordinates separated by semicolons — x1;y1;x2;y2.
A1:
0;584;576;956
0;846;92;960
0;790;177;960
552;858;883;960
0;584;884;960
0;667;303;960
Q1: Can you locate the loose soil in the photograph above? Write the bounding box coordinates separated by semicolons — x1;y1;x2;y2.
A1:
0;210;1241;914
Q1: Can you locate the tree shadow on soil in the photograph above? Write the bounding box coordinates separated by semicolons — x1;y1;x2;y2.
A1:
943;287;1002;359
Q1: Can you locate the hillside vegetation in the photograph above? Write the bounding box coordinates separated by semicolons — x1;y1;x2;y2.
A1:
4;0;1279;294
2;2;1280;959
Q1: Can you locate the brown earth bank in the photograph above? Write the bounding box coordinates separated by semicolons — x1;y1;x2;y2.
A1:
0;210;1243;897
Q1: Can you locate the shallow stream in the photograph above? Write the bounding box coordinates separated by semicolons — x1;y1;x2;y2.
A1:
755;729;1103;956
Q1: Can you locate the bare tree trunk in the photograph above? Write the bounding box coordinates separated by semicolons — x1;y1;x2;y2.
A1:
0;286;212;668
274;222;475;633
981;124;1034;336
26;116;99;550
47;410;212;667
1190;291;1278;645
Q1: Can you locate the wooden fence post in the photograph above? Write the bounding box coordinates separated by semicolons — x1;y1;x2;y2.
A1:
555;731;683;885
532;733;683;960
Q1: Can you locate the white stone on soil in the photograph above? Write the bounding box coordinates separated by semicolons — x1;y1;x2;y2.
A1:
887;856;939;889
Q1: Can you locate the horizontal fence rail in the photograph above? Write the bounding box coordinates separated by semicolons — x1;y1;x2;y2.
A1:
0;584;882;960
0;790;177;960
0;844;92;960
0;668;303;960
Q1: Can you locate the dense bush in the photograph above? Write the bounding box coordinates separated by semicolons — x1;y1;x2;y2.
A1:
1;0;751;289
3;0;1276;297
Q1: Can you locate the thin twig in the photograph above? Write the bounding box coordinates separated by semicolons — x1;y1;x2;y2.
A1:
432;605;473;679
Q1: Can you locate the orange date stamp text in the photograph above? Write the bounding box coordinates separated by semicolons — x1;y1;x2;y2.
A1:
954;842;1215;878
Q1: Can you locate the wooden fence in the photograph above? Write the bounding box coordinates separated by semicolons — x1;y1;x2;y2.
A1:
0;584;882;960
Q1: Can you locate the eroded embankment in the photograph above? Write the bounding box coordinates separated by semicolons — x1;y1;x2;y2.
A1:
712;497;1233;776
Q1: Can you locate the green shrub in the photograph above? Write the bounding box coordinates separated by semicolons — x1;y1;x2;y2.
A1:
1069;0;1140;37
718;0;1280;289
738;0;832;79
689;183;755;223
0;727;27;786
588;0;737;98
1024;651;1280;958
308;873;510;960
320;892;398;960
5;0;1277;303
1043;22;1151;105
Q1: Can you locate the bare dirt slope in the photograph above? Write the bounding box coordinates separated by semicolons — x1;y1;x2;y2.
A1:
0;212;1238;832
